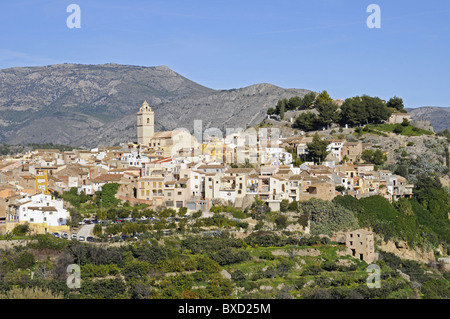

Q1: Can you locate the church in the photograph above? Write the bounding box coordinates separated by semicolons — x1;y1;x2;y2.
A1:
136;101;198;159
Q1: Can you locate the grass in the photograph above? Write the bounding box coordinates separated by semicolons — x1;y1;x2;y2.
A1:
366;124;434;136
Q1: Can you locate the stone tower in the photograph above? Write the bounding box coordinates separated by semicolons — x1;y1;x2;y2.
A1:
137;101;154;145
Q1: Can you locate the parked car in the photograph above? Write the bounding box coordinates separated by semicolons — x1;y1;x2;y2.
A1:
61;232;69;239
86;236;94;242
53;232;60;238
78;236;85;241
72;233;77;240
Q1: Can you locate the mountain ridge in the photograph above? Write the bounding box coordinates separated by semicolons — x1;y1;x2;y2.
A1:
406;106;450;133
0;63;312;147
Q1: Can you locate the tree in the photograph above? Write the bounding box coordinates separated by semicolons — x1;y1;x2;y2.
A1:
288;96;303;110
266;107;276;116
301;92;316;109
361;149;375;163
340;95;390;126
387;96;406;112
363;95;390;124
361;149;386;165
306;133;330;163
96;183;120;208
280;199;289;212
293;112;318;131
279;103;285;120
340;96;368;126
316;100;340;128
275;214;288;229
275;98;289;118
314;90;333;109
93;224;102;236
372;149;387;165
288;200;299;212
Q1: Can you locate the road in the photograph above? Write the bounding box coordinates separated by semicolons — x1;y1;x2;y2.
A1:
76;224;94;238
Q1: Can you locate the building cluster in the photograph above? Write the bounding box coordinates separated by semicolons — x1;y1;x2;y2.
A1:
0;101;414;235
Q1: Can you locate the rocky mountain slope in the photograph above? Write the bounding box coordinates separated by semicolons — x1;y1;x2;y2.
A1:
0;63;311;147
406;106;450;133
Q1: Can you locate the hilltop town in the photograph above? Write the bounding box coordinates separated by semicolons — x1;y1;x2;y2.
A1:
0;98;449;299
0;100;429;233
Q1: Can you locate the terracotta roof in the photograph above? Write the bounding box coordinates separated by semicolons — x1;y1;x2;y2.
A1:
90;174;123;183
225;168;255;174
27;206;58;212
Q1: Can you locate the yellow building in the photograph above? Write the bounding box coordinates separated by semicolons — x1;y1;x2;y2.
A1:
35;170;50;195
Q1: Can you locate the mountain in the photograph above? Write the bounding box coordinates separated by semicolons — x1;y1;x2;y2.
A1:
0;63;312;147
406;106;450;133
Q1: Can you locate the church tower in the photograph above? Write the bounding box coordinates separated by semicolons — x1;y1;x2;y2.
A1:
137;101;154;145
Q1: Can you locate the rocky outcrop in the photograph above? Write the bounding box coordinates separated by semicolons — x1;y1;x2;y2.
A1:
378;240;435;263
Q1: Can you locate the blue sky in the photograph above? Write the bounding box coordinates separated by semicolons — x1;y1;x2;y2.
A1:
0;0;449;108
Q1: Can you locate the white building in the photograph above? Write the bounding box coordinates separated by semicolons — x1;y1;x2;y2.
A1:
326;140;344;162
15;194;69;228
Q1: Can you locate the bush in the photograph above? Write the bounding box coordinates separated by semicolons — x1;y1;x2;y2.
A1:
300;198;358;236
245;231;283;247
210;248;250;266
29;234;68;251
16;252;35;269
393;124;404;134
259;250;275;260
12;223;30;237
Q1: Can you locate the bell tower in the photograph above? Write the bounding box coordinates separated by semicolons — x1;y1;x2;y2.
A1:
137;101;154;145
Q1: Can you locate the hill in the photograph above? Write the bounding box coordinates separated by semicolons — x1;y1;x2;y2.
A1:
406;106;450;133
0;64;312;147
